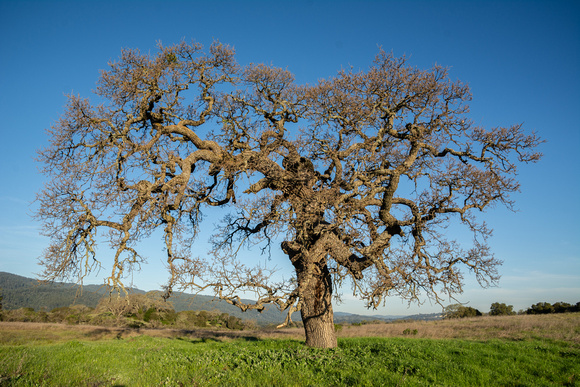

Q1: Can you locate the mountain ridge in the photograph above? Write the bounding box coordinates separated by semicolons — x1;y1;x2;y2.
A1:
0;272;441;324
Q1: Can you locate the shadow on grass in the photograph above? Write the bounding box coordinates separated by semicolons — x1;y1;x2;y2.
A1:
82;326;287;343
0;321;307;344
167;329;264;343
84;327;134;340
176;335;261;344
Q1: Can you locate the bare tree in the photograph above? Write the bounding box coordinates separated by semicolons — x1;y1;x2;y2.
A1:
36;41;542;348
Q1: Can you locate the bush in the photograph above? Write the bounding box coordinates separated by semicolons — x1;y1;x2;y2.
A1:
224;315;244;330
49;306;73;323
444;304;482;319
553;302;572;314
489;302;516;316
3;307;38;322
95;293;175;327
0;291;249;330
526;301;579;314
526;302;554;314
48;305;93;324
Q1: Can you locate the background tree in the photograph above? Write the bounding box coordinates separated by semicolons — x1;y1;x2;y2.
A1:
489;302;516;316
443;304;482;319
36;41;542;348
526;301;578;314
552;302;572;314
526;302;555;315
96;293;175;326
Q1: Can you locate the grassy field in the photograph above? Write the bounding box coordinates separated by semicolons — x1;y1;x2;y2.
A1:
1;313;579;386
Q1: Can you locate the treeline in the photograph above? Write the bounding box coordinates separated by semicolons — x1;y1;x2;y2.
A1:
0;272;298;325
444;301;580;319
524;301;580;315
0;293;252;330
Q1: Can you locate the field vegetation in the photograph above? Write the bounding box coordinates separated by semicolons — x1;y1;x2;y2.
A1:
0;272;297;326
0;293;251;331
1;313;579;386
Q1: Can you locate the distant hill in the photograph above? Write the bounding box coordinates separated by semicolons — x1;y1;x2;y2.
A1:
0;272;297;325
0;272;440;324
0;272;114;311
333;311;442;323
333;311;401;323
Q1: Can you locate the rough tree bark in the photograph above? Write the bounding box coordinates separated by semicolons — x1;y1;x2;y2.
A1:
299;262;337;348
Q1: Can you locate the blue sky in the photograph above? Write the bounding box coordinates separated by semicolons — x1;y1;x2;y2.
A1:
0;0;578;316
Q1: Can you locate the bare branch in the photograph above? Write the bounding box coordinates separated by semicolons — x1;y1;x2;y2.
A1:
36;42;542;348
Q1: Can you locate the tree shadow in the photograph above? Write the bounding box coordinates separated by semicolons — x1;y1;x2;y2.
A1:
166;328;263;343
83;326;268;342
176;335;261;344
81;325;305;343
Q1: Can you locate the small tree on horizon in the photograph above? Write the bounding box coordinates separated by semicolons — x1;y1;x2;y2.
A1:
489;302;516;316
443;304;482;319
552;302;572;314
526;302;555;314
35;41;542;348
96;293;175;326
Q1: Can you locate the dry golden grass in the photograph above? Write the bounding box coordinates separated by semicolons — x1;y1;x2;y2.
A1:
1;313;579;345
337;313;580;343
0;321;305;345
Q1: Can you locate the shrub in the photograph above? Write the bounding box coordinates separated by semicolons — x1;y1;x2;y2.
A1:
526;301;579;314
3;307;37;322
553;302;572;314
444;304;482;319
95;293;175;327
224;315;244;330
489;302;516;316
526;302;554;314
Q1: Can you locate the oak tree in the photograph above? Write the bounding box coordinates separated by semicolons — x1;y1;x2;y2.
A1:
36;41;542;348
443;304;482;319
489;302;516;316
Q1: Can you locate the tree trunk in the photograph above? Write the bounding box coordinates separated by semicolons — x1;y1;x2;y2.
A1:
298;262;338;348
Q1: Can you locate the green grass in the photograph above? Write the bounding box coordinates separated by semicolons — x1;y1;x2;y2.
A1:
1;335;578;386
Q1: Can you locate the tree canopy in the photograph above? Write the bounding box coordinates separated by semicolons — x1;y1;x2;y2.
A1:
36;41;542;347
443;304;483;319
489;302;516;316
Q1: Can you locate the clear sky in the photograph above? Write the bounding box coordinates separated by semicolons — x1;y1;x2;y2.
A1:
1;0;578;316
